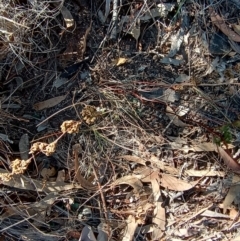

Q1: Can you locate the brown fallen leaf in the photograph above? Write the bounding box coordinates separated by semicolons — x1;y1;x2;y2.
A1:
33;94;67;110
0;168;85;193
185;169;225;177
122;215;138;241
222;185;240;214
209;7;240;42
112;175;143;195
134;169;165;238
136;168;197;192
233;24;240;35
118;155;178;175
217;146;240;174
160;173;198;191
151;178;165;240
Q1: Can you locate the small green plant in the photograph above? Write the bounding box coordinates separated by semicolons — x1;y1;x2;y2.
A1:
214;124;232;146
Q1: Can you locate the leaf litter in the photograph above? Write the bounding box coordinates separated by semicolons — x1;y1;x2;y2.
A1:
1;0;240;240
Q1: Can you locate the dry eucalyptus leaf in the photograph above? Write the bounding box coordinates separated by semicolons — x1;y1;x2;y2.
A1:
19;134;29;160
222;185;240;214
200;210;229;219
0;167;85;192
217;146;240;174
175;74;190;83
233;24;240;35
61;120;81;134
0;133;13;143
122;215;138;241
130;25;140;41
97;223;111;241
59;5;74;28
112;175;143;195
210;8;240;42
79;225;97;241
160;173;198;191
118;155;179;175
152;179;165;240
185;169;225;177
33;94;67;110
135;168;165;239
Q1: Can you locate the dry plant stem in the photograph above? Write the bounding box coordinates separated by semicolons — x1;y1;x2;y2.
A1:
110;0;118;39
36;99;86;127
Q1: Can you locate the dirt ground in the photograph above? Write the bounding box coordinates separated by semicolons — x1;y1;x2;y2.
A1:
1;0;240;240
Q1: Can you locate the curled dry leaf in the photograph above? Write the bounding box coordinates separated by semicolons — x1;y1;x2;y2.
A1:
209;7;240;42
122;215;138;241
112;175;143;195
222;185;240;214
136;203;155;224
61;120;82;134
29;141;57;156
